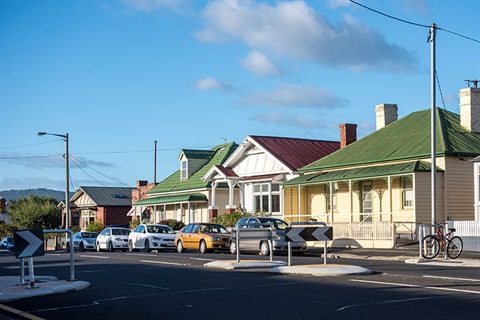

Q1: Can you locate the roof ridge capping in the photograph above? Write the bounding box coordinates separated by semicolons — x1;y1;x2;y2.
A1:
301;93;480;172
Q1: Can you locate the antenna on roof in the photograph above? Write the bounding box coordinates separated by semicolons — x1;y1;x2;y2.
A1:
221;134;227;144
465;79;479;88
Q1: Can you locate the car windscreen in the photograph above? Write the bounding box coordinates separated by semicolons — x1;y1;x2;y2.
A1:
200;224;230;234
258;218;288;230
112;229;130;236
147;226;175;234
81;232;98;239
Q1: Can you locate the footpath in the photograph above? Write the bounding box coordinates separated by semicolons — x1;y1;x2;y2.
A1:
1;245;479;304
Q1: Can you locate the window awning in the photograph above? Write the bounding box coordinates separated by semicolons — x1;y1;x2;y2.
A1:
285;161;439;186
133;193;208;206
127;206;147;217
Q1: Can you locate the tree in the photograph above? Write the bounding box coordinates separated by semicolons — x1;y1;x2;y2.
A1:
9;195;62;230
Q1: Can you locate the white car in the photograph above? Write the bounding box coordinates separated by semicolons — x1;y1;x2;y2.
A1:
96;227;131;252
128;224;176;252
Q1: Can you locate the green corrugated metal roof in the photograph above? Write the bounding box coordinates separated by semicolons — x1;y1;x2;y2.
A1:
147;142;238;194
285;161;437;186
302;108;480;172
180;149;217;159
134;193;207;206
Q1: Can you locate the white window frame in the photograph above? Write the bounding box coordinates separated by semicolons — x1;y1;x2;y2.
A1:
402;176;414;208
181;160;187;180
253;182;281;214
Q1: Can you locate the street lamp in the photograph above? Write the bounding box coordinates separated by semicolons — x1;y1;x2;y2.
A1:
37;132;70;229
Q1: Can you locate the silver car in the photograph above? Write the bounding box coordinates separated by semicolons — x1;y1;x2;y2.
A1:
229;217;307;256
96;227;131;252
67;232;98;252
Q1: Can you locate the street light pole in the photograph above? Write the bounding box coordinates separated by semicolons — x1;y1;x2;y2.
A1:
37;132;70;229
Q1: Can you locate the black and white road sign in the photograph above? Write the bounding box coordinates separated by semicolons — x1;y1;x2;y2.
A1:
285;226;333;242
14;229;45;259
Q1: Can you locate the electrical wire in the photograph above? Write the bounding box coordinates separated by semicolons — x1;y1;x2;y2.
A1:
69;156;107;187
349;0;480;43
69;155;130;187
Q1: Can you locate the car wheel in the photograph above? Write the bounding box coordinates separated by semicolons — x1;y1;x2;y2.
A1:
177;241;185;253
128;240;134;253
79;242;84;252
260;241;270;256
229;241;237;255
199;240;208;254
145;240;150;252
96;242;101;252
108;241;113;252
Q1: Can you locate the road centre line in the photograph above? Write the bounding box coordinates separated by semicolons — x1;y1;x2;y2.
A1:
350;279;480;295
423;275;480;282
140;260;188;266
79;255;109;259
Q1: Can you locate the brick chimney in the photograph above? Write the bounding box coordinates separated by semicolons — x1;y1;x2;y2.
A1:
339;123;357;148
459;86;480;133
375;104;398;130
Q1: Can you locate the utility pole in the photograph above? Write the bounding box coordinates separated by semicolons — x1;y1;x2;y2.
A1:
154;140;157;185
429;23;437;225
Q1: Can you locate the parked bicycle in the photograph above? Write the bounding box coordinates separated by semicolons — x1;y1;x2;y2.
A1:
421;224;463;259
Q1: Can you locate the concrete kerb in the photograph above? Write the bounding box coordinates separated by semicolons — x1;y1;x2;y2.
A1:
405;258;480;267
0;276;90;303
204;260;287;270
204;260;373;276
269;264;373;276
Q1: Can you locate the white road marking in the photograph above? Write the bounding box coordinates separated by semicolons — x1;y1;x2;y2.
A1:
423;275;480;282
350;279;480;294
140;260;188;266
79;255;108;259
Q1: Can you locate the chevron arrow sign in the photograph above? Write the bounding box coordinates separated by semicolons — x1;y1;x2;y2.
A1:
14;229;45;259
285;226;333;242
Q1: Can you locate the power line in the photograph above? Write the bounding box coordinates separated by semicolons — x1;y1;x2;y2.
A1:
69;156;107;187
70;155;130;187
349;0;480;43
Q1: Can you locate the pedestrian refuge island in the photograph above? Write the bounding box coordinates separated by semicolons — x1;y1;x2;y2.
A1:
285;222;333;266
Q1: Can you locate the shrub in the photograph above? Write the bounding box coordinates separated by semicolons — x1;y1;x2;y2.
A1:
160;219;185;230
85;221;104;233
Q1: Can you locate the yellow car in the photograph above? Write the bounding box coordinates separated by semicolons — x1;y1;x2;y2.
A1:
175;223;231;254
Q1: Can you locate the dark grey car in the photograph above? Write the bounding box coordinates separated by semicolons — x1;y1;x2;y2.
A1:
229;217;307;255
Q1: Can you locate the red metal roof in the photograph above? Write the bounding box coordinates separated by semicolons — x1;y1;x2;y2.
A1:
214;165;238;177
249;135;340;171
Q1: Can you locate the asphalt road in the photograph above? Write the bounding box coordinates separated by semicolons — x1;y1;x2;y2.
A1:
1;249;479;320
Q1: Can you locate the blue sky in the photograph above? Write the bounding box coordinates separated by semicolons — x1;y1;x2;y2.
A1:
1;0;479;192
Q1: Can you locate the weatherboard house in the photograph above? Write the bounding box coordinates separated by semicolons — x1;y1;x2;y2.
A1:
71;186;134;228
282;86;480;246
131;142;239;225
202;135;346;219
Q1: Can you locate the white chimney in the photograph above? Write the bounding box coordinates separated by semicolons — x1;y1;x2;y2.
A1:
375;104;398;130
459;86;480;133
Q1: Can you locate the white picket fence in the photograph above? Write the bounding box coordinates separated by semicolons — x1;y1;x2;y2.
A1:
447;220;480;237
327;221;395;248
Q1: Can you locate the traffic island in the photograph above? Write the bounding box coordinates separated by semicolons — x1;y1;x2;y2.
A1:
204;260;288;270
269;264;373;277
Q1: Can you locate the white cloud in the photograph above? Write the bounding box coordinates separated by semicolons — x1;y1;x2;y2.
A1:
242;84;347;109
242;50;282;77
194;77;233;91
196;0;418;72
250;112;319;129
0;153;114;170
327;0;351;9
120;0;190;13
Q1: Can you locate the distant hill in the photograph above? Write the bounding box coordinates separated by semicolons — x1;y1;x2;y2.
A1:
0;189;74;202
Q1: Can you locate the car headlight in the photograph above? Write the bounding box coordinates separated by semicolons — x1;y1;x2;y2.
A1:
151;236;160;241
86;240;94;244
113;237;122;242
275;235;282;240
212;237;220;241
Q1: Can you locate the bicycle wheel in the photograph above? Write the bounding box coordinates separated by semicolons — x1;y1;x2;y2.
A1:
447;236;463;259
422;235;440;259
